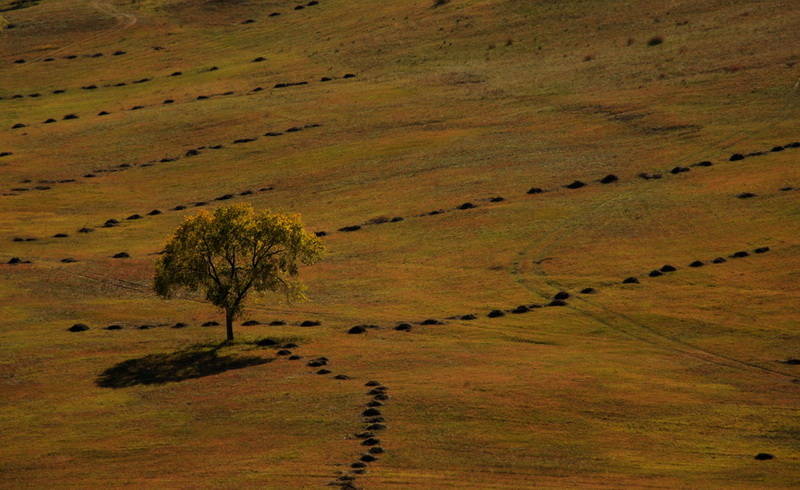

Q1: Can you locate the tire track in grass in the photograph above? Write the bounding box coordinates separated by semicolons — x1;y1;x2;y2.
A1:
507;77;800;382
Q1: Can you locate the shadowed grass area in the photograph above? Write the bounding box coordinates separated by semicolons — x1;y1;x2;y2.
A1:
96;342;272;388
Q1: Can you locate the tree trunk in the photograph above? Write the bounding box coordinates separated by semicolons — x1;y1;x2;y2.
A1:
225;308;234;341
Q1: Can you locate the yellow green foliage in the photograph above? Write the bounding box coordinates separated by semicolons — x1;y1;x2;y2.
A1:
154;204;323;339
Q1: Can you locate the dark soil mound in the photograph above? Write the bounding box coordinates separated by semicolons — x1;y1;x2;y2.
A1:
68;323;89;332
428;209;444;215
343;73;357;78
754;453;775;460
350;462;366;469
147;209;162;216
457;202;476;210
564;180;586;189
622;277;640;284
693;161;713;167
420;319;443;325
60;258;77;263
689;261;704;267
394;323;412;331
660;265;677;273
737;192;756;199
648;270;663;277
348;326;367;334
300;320;320;327
362;408;381;417
78;228;93;233
487;309;505;318
511;305;530;314
368;447;384;454
171;322;188;329
317;369;332;375
771;146;784;152
360;454;378;463
201;321;219;327
365;381;381;387
554;291;570;300
670;166;689;174
548;300;567;307
288;355;301;360
173;205;187;211
106;325;124;330
112;252;130;258
527;187;545;194
126;214;142;220
308;360;327;367
366;423;386;430
268;320;286;326
242;320;261;326
580;287;598;294
460;314;477;320
489;196;505;202
44;118;56;124
339;225;361;232
138;325;152;330
334;374;351;380
599;174;618;184
754;247;770;254
730;251;749;258
104;219;120;227
276;350;291;356
53;233;70;238
361;437;380;446
729;153;745;161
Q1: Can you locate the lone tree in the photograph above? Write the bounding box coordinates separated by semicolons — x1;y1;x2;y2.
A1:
154;204;324;341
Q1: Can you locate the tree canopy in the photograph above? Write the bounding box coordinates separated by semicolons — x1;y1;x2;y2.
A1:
154;204;324;340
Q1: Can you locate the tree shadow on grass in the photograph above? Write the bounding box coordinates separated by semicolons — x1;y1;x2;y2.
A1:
96;343;272;388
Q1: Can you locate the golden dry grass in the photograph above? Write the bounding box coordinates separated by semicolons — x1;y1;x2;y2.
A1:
1;0;799;487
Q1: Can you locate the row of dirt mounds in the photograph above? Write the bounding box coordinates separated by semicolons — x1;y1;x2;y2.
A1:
343;246;774;336
8;49;128;66
3;123;321;195
238;0;321;26
5;75;355;130
311;141;799;238
249;336;390;487
0;52;356;103
735;186;798;200
93;328;385;486
11;186;276;241
620;246;771;284
66;319;322;332
329;380;391;488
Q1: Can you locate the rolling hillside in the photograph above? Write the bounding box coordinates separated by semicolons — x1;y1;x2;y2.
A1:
1;0;799;487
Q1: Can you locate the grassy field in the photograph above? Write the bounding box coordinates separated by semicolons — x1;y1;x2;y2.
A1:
1;0;799;487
